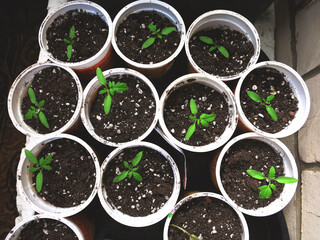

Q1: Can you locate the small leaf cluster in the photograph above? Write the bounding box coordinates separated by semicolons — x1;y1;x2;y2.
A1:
25;149;53;192
96;67;129;115
170;224;202;240
185;98;216;141
246;166;298;199
199;36;229;58
142;23;176;49
25;87;49;128
246;90;278;121
63;25;75;60
113;151;143;183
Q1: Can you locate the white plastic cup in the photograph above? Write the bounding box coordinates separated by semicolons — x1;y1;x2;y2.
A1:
81;68;160;147
7;63;83;139
16;133;101;218
38;1;114;78
212;132;299;217
234;61;311;138
98;141;181;227
5;214;84;240
112;0;186;78
163;192;249;240
158;73;238;152
185;10;261;81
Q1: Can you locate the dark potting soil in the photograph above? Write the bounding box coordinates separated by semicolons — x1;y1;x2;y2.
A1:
163;82;229;146
46;9;108;62
220;139;285;209
240;67;299;133
116;10;180;64
189;28;254;76
21;66;78;134
89;74;156;143
17;218;77;240
168;196;243;240
103;147;174;217
31;138;96;208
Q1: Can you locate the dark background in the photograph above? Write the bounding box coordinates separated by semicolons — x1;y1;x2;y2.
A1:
0;0;285;239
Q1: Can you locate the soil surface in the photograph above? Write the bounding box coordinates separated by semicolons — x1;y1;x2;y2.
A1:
168;196;243;240
163;81;229;146
89;74;156;143
189;28;254;76
220;139;285;209
17;218;77;239
103;146;174;216
31;138;96;208
46;9;108;62
21;66;78;134
240;67;299;133
116;10;180;64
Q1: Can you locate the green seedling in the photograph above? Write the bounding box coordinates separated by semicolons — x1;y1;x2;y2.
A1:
25;149;52;192
141;23;176;49
96;67;128;115
25;87;49;128
199;36;229;58
246;90;278;121
185;98;216;141
113;151;143;183
63;25;75;59
246;166;298;199
170;224;202;240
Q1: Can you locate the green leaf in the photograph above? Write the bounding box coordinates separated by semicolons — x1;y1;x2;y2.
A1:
157;34;162;39
259;186;272;199
32;111;38;119
25;110;34;120
124;161;130;169
104;94;112;115
142;37;155;49
148;23;157;32
247;91;262;103
128;171;133;178
246;169;266;180
199;36;214;45
38;100;45;108
189;98;197;115
161;27;176;35
67;44;72;59
31;106;36;110
39;111;49;128
113;82;129;93
63;38;71;44
43;165;52;171
109;81;115;88
28;88;36;104
96;67;107;86
209;46;216;52
109;88;115;96
43;155;52;165
99;89;108;95
113;171;128;182
266;105;278;121
132;168;138;172
274;176;298;184
132;151;143;167
200;113;216;122
39;157;45;165
200;119;209;127
269;166;276;179
258;185;269;190
29;167;40;173
133;172;143;182
189;115;196;121
25;149;38;164
69;25;75;39
218;46;229;58
36;171;43;192
270;184;277;191
265;94;275;104
185;123;196;140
